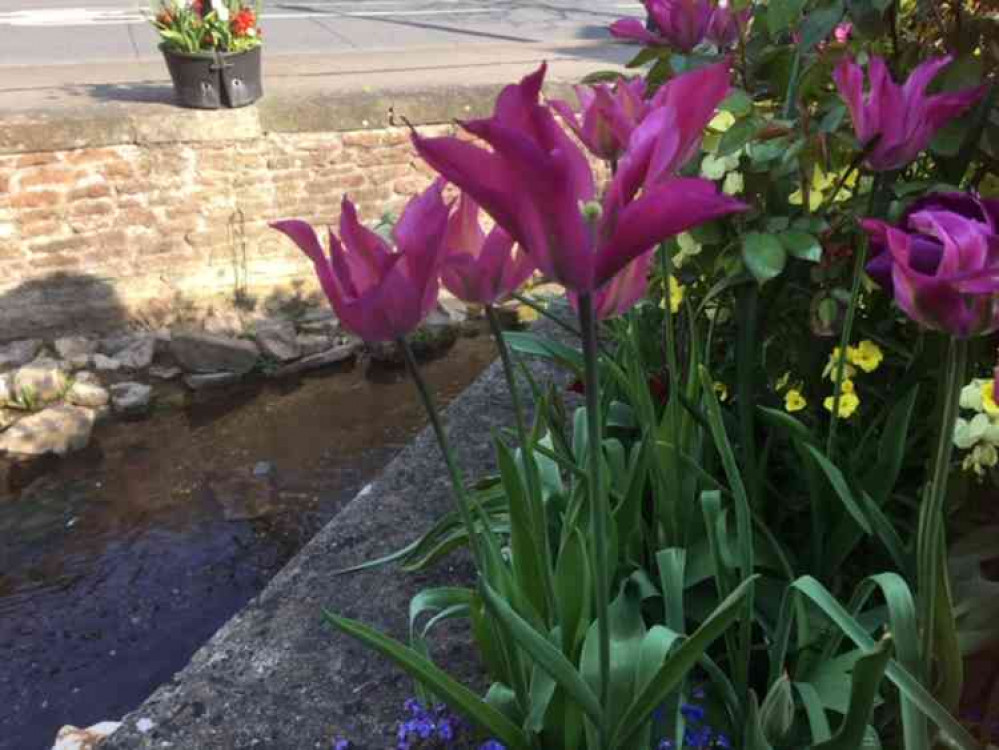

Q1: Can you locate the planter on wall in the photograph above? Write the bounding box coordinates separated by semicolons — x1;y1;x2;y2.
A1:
161;45;263;110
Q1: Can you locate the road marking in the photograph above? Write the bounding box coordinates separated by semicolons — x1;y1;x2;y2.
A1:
0;6;498;25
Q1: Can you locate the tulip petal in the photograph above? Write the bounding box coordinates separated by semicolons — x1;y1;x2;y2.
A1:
271;219;341;308
833;56;868;143
572;248;655;319
595;178;746;286
610;17;665;44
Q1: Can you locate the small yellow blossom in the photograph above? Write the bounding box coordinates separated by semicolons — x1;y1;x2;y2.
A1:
785;389;807;412
981;381;999;416
659;276;685;314
714;382;729;402
775;371;791;392
963;443;999;478
840;378;855;395
847;340;883;373
824;391;860;418
823;347;857;381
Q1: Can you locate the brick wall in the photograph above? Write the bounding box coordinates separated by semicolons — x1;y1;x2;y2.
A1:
0;120;452;340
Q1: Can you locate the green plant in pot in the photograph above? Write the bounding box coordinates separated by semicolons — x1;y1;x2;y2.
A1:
151;0;263;109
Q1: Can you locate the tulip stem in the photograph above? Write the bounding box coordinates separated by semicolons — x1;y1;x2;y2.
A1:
916;336;967;698
578;293;611;743
399;337;484;571
486;304;557;622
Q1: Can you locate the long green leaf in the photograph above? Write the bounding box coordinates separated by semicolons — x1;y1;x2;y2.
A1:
791;576;980;750
322;611;530;750
609;576;757;750
480;582;604;727
804;443;873;534
813;637;892;750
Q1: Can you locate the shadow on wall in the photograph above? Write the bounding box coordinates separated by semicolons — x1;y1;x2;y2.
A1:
0;272;129;343
72;82;176;106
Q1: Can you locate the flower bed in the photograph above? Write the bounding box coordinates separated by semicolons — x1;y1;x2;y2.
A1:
140;1;999;748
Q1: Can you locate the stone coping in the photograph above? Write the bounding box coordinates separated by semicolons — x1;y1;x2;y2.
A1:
100;314;572;750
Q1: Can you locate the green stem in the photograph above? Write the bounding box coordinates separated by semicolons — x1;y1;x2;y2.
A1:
578;293;611;744
485;304;557;622
917;336;967;684
400;337;484;571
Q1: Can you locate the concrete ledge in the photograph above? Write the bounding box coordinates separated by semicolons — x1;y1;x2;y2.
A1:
0;41;630;154
101;315;572;750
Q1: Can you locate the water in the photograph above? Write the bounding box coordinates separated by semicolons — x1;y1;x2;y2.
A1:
0;336;497;750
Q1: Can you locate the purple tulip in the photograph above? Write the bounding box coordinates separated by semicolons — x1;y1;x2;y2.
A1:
611;0;712;52
706;2;749;48
572;249;657;320
440;192;536;306
271;180;448;342
411;64;746;298
861;193;999;338
833;55;986;172
833;21;853;44
549;77;648;162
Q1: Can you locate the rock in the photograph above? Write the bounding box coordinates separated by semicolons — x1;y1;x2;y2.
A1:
0;339;43;370
0;408;19;432
13;360;69;403
209;473;277;520
74;371;101;386
296;309;339;335
149;365;182;380
66;381;110;409
93;354;122;372
170;331;259;375
253;461;274;477
254;320;301;362
66;354;91;371
100;332;140;356
51;721;121;750
0;405;95;456
53;336;98;360
0;372;13;406
272;343;359;378
114;336;155;370
203;311;245;337
438;297;469;324
110;382;152;415
296;333;330;357
184;372;242;391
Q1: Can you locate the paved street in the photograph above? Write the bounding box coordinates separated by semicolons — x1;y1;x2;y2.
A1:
0;0;640;65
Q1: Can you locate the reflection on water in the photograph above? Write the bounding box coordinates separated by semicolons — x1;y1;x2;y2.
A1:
0;335;496;750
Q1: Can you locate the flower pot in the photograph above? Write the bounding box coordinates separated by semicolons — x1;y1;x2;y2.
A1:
161;45;262;109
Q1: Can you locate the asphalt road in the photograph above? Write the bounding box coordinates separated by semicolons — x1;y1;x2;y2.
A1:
0;0;641;65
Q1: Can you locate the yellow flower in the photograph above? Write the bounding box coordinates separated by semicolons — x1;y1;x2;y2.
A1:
659;276;685;314
785;389;807;412
963;443;999;478
840;378;855;395
824;391;860;418
823;347;857;381
713;382;729;402
847;340;883;373
981;381;999;416
775;371;791;392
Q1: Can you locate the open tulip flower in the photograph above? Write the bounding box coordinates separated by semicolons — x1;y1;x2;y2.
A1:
412;63;745;299
611;0;743;51
833;55;985;172
271;180;448;342
862;193;999;338
549;77;648;162
440;193;536;306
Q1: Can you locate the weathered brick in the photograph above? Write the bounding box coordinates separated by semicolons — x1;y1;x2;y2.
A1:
16;166;83;190
15;153;61;169
68;182;112;201
19;219;65;238
69;199;115;218
28;234;90;254
9;189;64;209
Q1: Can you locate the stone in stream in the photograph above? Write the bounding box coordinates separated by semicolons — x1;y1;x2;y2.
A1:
170;331;259;375
53;336;98;360
0;339;43;371
254;320;301;362
74;371;101;387
13;360;69;404
0;405;96;456
209;472;277;520
110;382;152;416
0;408;19;432
295;333;330;357
113;336;156;370
66;381;110;409
66;354;91;371
149;365;182;380
184;372;242;391
271;343;359;378
50;721;121;750
92;354;122;373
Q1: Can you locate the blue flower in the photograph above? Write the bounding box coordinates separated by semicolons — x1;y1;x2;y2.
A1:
332;740;351;750
479;741;506;750
680;703;706;723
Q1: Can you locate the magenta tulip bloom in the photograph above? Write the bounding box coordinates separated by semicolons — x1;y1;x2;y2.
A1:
611;0;712;51
862;195;999;338
411;64;746;298
271;180;448;342
549;77;648;162
833;55;985;172
440;193;536;306
572;250;657;320
706;2;748;47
